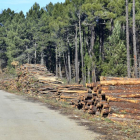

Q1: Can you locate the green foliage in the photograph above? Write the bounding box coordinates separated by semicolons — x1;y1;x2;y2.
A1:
84;53;92;70
0;0;140;80
101;21;127;77
4;67;16;75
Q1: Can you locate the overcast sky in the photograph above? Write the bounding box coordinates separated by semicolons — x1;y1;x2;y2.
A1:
1;0;65;15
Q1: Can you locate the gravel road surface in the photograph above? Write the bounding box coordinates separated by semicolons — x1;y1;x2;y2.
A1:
0;90;99;140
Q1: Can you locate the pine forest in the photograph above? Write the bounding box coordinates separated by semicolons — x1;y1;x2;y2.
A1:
0;0;140;84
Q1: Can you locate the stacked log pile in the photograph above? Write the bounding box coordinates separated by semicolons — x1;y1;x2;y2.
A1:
87;77;140;120
54;84;86;102
55;83;110;117
0;64;62;97
85;83;110;116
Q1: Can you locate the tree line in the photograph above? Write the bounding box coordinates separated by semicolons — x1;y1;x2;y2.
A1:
0;0;140;84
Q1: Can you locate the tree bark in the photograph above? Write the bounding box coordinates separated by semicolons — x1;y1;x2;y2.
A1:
63;53;69;81
87;68;90;83
59;51;62;78
99;25;102;56
126;0;131;78
138;57;140;78
75;24;79;83
41;52;44;65
56;46;58;77
87;26;90;83
79;13;85;85
34;42;37;64
90;25;96;82
26;46;30;64
67;39;71;83
133;0;138;78
99;24;104;60
102;24;104;60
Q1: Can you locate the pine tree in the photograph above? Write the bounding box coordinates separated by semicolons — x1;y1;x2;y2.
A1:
101;21;127;77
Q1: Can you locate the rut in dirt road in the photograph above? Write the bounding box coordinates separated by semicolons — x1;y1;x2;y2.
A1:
0;90;99;140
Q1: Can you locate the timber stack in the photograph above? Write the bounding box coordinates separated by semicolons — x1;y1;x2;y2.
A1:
55;83;110;117
86;77;140;120
0;64;63;97
17;64;63;97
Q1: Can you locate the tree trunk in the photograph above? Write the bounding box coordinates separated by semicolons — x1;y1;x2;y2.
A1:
78;61;80;83
79;13;85;85
133;0;138;78
41;52;44;65
88;68;90;83
102;24;104;60
87;26;91;83
56;46;58;77
63;53;69;81
67;39;71;83
34;42;37;64
99;24;104;60
90;25;96;82
99;25;102;56
110;18;114;35
75;24;79;83
138;57;140;78
59;51;62;78
26;46;30;64
126;0;131;78
28;54;30;64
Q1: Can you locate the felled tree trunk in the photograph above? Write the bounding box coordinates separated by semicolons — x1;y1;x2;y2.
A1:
100;80;140;85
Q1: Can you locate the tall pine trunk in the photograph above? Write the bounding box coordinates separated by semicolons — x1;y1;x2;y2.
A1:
99;24;104;60
75;24;79;83
67;39;71;83
87;26;91;83
91;25;96;82
28;53;30;64
79;13;85;85
99;25;102;56
41;52;44;65
63;53;69;81
55;46;58;77
126;0;131;77
138;56;140;78
133;0;138;78
34;42;37;64
59;51;62;78
26;46;30;64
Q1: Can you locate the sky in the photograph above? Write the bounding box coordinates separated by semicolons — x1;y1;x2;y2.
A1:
0;0;65;15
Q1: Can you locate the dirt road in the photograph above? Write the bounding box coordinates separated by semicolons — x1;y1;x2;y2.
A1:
0;90;99;140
